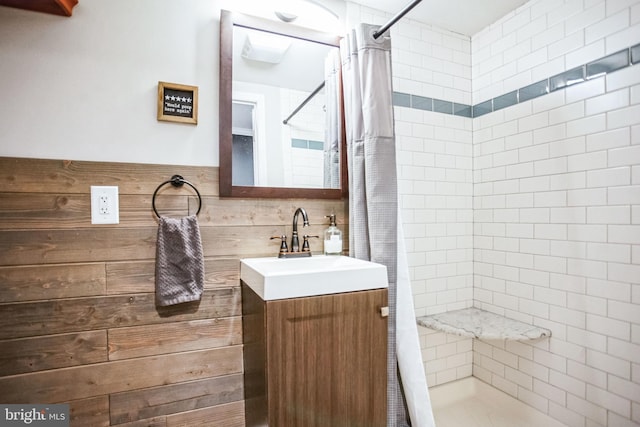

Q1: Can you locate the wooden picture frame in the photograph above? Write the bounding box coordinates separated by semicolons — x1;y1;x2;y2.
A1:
157;81;198;124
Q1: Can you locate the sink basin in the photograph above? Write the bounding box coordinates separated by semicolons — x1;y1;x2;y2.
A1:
240;255;388;300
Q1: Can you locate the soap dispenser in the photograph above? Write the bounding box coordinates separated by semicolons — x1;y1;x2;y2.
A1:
323;214;343;255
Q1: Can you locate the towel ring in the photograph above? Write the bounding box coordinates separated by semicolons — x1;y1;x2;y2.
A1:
152;175;202;218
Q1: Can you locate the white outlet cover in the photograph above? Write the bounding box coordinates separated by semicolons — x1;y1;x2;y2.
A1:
91;186;119;224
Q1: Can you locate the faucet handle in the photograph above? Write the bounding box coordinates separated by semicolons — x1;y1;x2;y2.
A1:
270;235;288;255
302;235;319;252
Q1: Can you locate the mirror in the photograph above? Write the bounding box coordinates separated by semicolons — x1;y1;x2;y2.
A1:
219;10;347;198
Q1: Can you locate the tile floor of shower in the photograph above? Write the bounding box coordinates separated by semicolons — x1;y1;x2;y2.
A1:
429;377;567;427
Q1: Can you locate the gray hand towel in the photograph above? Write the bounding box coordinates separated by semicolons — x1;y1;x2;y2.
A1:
155;215;205;306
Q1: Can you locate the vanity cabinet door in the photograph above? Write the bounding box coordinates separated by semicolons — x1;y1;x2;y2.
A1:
265;289;387;427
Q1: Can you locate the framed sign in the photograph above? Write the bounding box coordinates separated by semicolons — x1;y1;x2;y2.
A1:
157;81;198;124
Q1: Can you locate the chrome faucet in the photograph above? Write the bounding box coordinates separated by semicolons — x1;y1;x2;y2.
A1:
291;207;309;252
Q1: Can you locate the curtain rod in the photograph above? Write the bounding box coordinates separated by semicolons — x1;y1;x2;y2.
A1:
282;81;326;125
373;0;423;39
282;0;423;125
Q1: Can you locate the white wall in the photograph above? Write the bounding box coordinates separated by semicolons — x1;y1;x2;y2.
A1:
472;1;640;426
0;0;223;166
0;0;345;169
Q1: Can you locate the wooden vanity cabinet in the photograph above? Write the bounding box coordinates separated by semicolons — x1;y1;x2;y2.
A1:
242;283;388;427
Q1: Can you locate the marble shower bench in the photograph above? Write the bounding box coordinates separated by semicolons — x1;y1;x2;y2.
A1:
417;307;551;340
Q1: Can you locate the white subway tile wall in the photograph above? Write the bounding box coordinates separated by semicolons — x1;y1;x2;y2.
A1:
349;0;639;425
472;0;640;426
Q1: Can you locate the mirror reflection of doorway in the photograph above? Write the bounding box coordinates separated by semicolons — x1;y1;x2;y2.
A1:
231;101;255;186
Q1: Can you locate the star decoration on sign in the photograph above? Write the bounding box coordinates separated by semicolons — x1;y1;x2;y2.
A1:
164;93;193;104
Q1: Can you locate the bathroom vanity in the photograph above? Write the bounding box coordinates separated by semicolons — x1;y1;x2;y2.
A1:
240;256;388;427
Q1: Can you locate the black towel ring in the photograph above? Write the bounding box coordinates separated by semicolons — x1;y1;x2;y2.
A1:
152;175;202;218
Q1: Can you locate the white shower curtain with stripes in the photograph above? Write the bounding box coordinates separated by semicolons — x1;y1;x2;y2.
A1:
338;23;436;427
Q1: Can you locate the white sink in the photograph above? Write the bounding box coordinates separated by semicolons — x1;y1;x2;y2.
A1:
240;255;388;300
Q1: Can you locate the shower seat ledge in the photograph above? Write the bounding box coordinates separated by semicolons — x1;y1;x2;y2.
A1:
416;307;551;340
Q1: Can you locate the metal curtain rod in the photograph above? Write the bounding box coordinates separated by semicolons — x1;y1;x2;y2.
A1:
282;81;326;125
373;0;423;39
281;0;423;125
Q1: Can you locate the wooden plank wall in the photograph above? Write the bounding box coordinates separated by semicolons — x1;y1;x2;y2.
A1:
0;157;348;427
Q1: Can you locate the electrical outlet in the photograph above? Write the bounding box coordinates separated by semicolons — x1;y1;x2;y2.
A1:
91;186;119;224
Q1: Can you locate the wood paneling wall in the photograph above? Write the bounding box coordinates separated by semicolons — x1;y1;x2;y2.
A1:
0;157;348;426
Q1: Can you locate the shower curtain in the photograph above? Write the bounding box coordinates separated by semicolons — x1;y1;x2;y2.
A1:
324;50;342;189
339;24;436;427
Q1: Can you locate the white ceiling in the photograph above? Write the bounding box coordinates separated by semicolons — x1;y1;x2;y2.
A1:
348;0;530;36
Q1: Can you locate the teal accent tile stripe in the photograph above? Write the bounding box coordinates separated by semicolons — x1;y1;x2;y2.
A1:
493;90;518;111
434;99;453;114
393;42;639;118
550;66;585;92
587;49;629;78
308;140;323;150
393;92;411;107
519;80;549;102
291;138;308;148
632;44;640;64
454;103;472;118
413;95;433;111
291;138;324;150
472;99;492;116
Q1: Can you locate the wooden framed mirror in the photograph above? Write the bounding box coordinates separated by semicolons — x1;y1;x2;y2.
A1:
219;10;347;198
